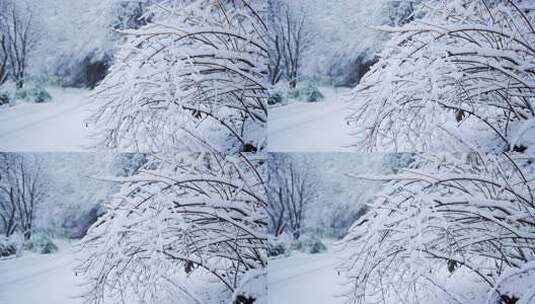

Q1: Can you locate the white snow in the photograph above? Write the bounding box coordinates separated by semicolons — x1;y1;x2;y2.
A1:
0;88;96;151
0;241;84;304
268;249;347;304
268;87;353;152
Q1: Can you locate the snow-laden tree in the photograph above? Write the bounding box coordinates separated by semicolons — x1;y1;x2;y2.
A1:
340;153;535;304
89;0;268;153
78;153;267;304
266;154;318;239
0;0;39;89
267;0;314;88
0;154;45;240
348;0;535;152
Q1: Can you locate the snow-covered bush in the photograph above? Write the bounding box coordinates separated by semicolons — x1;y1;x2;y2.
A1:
0;234;59;257
90;0;268;153
268;91;284;106
15;86;52;103
302;84;324;103
0;91;10;105
340;153;535;304
291;235;326;254
31;87;52;103
287;88;300;100
284;82;325;103
348;0;535;152
0;236;18;257
24;234;58;254
78;153;267;304
269;234;327;257
268;235;291;257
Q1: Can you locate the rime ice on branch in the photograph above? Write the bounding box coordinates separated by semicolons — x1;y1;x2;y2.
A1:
348;0;535;153
90;0;268;153
341;153;535;304
78;153;267;304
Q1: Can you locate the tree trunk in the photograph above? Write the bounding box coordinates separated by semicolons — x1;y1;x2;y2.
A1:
23;228;31;240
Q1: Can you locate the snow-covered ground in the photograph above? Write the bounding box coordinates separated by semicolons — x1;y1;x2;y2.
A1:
0;241;84;304
268;87;354;152
0;88;96;151
268;250;347;304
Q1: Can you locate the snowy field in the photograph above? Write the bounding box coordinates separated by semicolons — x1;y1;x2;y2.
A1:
0;241;84;304
268;249;346;304
268;87;353;152
0;88;95;151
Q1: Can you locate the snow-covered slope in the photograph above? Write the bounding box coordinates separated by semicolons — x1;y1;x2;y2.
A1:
0;241;84;304
268;250;347;304
0;88;96;151
268;87;353;152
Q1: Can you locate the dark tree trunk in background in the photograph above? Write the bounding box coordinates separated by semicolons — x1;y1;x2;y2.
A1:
85;59;110;89
0;189;18;237
0;35;8;85
23;229;31;240
0;155;44;240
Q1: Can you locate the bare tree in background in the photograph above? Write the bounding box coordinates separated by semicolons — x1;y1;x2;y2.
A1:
266;155;287;236
267;154;317;240
0;1;10;86
0;0;37;89
0;157;17;237
268;0;313;89
0;154;45;240
0;34;8;85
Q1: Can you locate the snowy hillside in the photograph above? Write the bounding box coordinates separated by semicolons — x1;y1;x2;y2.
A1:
0;240;83;304
268;87;353;152
269;250;346;304
0;88;95;151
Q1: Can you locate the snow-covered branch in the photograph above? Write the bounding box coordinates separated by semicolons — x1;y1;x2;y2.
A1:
89;0;268;153
78;152;266;304
348;0;535;153
341;153;535;304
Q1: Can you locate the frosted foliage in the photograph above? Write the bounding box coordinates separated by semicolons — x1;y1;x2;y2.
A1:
78;153;267;304
298;153;387;236
30;0;148;78
348;0;535;152
290;0;416;77
90;0;268;153
35;154;122;237
341;153;535;304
